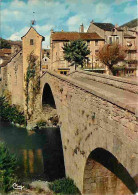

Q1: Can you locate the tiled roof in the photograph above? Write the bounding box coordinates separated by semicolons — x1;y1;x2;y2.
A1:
9;41;22;46
93;23;115;31
0;49;22;67
0;51;5;57
51;32;104;41
1;48;11;54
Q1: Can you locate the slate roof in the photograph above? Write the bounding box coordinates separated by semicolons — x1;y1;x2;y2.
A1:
93;23;115;31
21;26;45;41
51;32;104;41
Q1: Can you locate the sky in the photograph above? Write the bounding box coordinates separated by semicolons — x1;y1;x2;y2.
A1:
0;0;137;48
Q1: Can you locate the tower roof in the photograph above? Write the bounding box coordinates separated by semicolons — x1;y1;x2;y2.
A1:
21;26;45;41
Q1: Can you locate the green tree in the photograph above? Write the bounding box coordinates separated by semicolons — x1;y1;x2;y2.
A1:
96;43;126;75
63;40;90;69
0;142;18;193
0;38;11;49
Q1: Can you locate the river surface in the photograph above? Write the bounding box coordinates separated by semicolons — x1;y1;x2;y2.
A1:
0;120;65;182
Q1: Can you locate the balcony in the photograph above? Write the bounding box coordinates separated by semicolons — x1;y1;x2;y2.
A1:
125;60;138;66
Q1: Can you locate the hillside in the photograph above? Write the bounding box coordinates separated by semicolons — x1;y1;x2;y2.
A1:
120;18;138;28
0;38;22;49
0;38;11;49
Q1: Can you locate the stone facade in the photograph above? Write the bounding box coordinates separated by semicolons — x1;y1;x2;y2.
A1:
0;26;45;112
21;26;44;79
87;21;138;69
30;70;138;194
0;50;24;108
50;31;105;74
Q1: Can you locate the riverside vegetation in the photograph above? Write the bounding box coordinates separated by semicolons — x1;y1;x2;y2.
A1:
0;96;26;126
0;142;80;194
0;142;18;193
0;97;80;194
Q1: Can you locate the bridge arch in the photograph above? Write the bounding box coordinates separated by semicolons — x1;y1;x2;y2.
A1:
42;83;56;109
41;83;59;126
83;148;137;195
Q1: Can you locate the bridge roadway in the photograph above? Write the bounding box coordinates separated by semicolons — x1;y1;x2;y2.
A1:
69;71;138;114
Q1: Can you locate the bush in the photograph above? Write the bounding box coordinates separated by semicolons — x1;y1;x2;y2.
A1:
36;120;47;129
0;96;26;125
0;142;18;193
49;178;80;195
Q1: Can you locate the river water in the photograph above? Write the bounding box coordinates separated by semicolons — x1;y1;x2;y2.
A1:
0;119;65;182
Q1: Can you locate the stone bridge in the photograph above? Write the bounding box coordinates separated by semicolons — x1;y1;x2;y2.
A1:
32;70;138;194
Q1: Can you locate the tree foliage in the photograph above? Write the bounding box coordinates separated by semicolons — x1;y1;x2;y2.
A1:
0;142;18;193
25;52;40;119
0;96;26;125
49;177;80;194
63;40;90;69
0;38;11;49
96;43;126;74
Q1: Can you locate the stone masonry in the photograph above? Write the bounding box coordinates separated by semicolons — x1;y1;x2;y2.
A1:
30;70;138;194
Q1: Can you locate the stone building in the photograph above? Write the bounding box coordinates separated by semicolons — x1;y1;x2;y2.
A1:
87;21;138;75
41;54;50;73
0;26;45;111
50;30;105;74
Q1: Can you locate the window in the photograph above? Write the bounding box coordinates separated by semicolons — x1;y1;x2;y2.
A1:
109;36;112;44
95;50;99;54
95;40;98;46
64;71;67;75
116;36;119;43
30;39;34;45
87;41;90;47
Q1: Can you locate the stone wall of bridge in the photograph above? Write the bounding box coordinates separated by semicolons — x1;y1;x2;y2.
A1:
31;71;138;194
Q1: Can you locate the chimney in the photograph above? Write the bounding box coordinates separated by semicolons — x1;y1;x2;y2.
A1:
50;28;54;34
80;23;84;33
115;24;118;28
91;20;94;23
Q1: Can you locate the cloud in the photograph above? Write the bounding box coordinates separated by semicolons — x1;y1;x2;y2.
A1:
95;2;111;16
7;27;29;41
115;0;133;5
1;0;137;44
7;24;53;48
124;4;137;17
67;15;84;31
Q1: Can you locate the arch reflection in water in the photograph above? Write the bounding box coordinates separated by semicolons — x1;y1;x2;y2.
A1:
0;120;65;181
